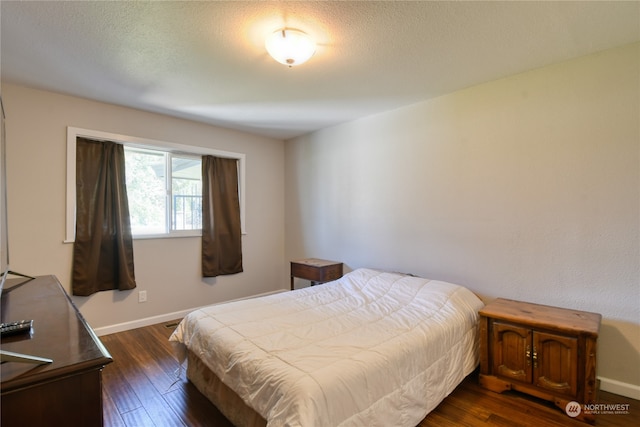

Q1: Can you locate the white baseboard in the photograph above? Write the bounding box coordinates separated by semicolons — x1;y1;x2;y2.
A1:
93;288;288;337
93;308;195;336
598;376;640;400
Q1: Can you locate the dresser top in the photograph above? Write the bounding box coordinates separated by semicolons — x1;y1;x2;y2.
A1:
479;298;601;336
1;275;112;391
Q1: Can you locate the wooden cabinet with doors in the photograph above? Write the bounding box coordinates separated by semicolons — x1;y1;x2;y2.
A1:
479;298;601;424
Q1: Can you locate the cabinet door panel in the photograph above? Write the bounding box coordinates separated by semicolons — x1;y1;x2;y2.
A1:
492;322;531;383
534;331;578;397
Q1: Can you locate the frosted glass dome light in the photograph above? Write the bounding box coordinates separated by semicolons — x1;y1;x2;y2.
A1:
265;28;316;67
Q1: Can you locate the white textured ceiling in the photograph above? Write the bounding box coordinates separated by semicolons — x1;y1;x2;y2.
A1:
1;1;639;140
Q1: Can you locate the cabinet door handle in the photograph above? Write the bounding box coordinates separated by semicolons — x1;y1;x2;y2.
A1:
526;345;531;366
533;347;538;368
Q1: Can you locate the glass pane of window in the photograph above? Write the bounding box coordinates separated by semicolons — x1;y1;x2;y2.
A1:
125;149;167;235
172;156;202;230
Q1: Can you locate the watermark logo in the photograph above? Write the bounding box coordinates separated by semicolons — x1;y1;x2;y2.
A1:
565;401;630;417
565;401;581;418
583;403;630;415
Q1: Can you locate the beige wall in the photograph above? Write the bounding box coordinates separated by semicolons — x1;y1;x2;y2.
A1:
2;84;286;331
2;43;638;398
285;43;640;396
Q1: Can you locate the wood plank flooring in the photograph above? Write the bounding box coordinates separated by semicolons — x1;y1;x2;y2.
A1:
100;320;640;426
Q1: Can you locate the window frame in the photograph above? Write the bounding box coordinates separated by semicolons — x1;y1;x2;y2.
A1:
124;146;204;239
65;127;246;243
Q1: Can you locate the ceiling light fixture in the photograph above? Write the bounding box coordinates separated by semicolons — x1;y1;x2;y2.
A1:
265;28;316;67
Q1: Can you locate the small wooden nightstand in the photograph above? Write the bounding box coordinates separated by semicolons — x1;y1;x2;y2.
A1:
479;298;601;424
290;258;343;290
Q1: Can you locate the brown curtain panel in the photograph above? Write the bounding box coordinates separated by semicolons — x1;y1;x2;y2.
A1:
202;155;243;277
72;137;136;296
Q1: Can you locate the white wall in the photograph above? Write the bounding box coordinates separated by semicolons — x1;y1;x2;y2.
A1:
2;84;286;332
285;43;640;396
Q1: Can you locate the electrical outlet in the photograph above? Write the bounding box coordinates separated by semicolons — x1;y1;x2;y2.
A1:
138;290;147;303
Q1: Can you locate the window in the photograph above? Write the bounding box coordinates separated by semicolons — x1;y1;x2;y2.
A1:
171;154;203;231
124;147;202;237
65;127;246;242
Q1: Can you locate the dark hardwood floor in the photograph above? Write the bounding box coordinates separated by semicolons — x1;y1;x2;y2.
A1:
100;321;640;426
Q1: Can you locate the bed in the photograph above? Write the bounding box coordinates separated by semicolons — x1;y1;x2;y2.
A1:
169;268;484;427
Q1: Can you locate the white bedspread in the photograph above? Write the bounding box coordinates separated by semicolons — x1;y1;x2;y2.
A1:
170;268;484;427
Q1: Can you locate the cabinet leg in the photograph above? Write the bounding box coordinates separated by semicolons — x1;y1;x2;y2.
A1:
554;398;595;425
479;374;511;393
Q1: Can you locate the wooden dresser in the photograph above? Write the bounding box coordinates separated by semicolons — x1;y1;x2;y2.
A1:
1;275;112;426
479;298;601;424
